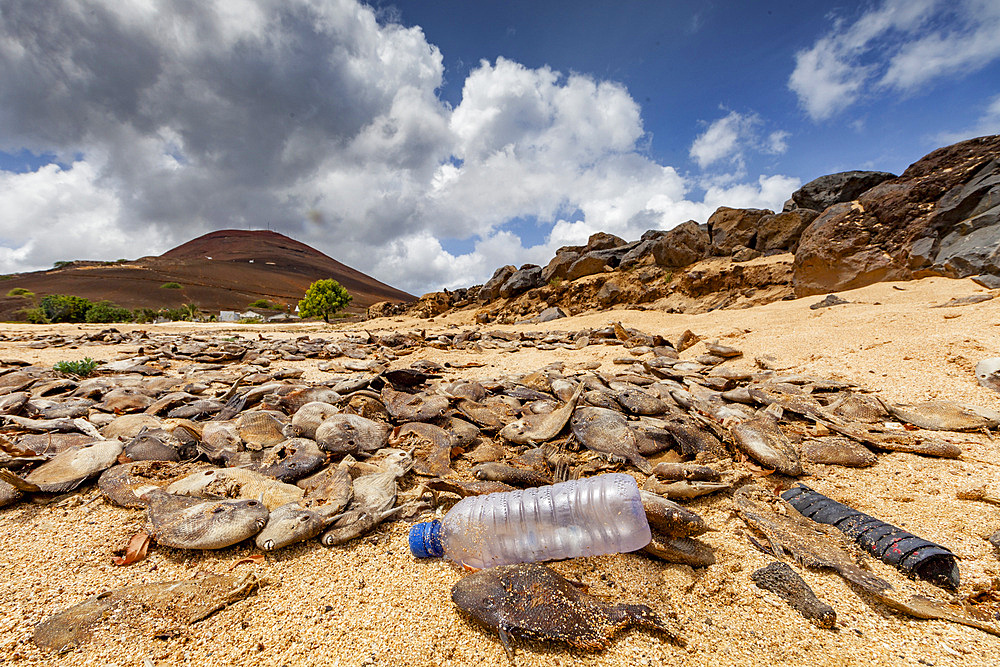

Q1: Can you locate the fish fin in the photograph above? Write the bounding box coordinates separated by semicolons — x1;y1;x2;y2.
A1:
497;625;517;665
0;468;41;492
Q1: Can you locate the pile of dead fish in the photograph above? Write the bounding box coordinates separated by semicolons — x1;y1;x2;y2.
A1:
3;323;1000;657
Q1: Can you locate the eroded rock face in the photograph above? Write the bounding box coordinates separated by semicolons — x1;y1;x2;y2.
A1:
756;209;820;254
367;301;407;319
409;292;452;318
793;135;1000;296
708;207;772;255
787;170;896;212
541;251;580;282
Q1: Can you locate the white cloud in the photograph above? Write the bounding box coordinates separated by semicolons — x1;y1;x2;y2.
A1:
934;93;1000;144
0;0;801;296
689;111;753;169
765;130;790;155
790;0;1000;121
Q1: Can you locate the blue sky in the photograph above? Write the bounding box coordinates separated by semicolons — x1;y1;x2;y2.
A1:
1;0;998;295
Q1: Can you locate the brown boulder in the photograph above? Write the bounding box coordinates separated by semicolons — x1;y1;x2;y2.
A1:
409;292;452;318
650;221;710;267
708;207;772;255
564;254;609;281
541;251;581;282
584;232;627;251
756;209;820;253
366;301;406;319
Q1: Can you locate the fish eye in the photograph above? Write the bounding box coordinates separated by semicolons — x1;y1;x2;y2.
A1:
247;500;260;506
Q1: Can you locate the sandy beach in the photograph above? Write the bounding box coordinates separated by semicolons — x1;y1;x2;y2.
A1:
3;275;1000;667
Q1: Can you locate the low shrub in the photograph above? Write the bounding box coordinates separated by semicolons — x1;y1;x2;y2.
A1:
54;357;99;377
40;294;92;322
85;300;134;323
247;299;278;309
6;287;33;297
160;282;183;289
20;307;48;323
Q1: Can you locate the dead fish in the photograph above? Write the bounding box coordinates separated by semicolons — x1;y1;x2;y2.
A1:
650;462;721;482
976;358;1000;393
24;397;95;419
392;422;455;477
425;477;516;497
570;406;652;473
2;415;102;439
500;383;583;445
657;418;727;457
290;401;341;439
143;391;198;416
143;488;269;549
256;438;326;482
456;398;511;431
821;420;962;458
315;413;388;454
473;462;552;488
751;561;836;629
730;413;803;475
612;384;669;416
431;415;481;449
166;467;304;511
236;411;287;448
199;421;242;463
381;385;450;422
124;427;196;462
0;391;29;415
343;392;392;422
167;398;224;419
826;393;888;423
99;387;154;412
0;439;123;493
99;460;213;508
274;386;342;413
451;563;682;662
101;413;163;439
320;449;413;546
257;460;354;551
800;437;877;467
0;478;23;507
643;533;716;567
644;477;730;499
32;573;258;652
886;400;1000;431
639;490;707;537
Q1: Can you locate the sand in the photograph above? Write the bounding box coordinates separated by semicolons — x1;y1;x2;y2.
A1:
2;275;1000;667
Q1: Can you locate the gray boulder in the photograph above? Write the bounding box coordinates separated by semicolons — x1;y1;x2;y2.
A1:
541;251;581;282
708;207;772;255
756;209;820;253
479;265;517;302
565;254;609;281
787;170;896;212
499;265;543;298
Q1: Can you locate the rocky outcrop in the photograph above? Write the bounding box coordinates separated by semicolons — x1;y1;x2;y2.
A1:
708;207;772;255
397;135;999;322
794;135;1000;296
785;171;896;212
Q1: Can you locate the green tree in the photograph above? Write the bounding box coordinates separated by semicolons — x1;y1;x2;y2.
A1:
298;279;352;323
40;294;92;322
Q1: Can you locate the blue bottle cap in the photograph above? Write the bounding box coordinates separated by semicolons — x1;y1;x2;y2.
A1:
408;519;444;558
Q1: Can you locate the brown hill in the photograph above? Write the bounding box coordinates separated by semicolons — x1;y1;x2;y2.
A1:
0;229;413;321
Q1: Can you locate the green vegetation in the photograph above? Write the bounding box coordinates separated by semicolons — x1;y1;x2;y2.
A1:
298;279;352;323
663;271;673;283
84;300;133;323
52;260;72;269
53;357;99;377
40;294;91;322
548;277;563;287
6;287;33;297
160;282;183;289
247;298;279;309
20;307;48;323
237;315;264;324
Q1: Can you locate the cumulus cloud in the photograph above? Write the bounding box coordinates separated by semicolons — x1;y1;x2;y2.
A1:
689;111;790;171
0;0;800;295
790;0;1000;121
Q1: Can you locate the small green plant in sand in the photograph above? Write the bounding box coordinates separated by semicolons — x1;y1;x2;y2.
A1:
7;287;33;298
548;277;563;287
54;357;99;377
160;282;183;289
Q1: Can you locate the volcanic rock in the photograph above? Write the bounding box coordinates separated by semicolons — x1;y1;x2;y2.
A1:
756;209;820;254
708;207;772;255
479;266;517;302
499;265;543;299
786;170;896;212
650;221;710;267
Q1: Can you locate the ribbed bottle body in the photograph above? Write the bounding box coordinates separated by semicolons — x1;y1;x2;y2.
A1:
439;473;650;569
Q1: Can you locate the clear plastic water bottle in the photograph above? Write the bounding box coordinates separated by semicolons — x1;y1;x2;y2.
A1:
408;473;651;569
